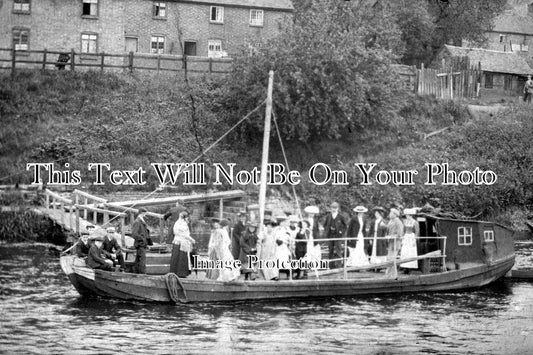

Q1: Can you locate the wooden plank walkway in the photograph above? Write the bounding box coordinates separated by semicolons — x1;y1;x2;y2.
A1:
34;206;103;234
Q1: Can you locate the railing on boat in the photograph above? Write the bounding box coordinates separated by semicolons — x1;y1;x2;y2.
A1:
294;234;448;279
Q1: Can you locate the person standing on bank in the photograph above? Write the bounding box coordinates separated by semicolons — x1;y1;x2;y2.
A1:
132;208;151;274
400;208;419;273
232;212;246;260
524;75;533;104
170;211;196;278
323;202;347;269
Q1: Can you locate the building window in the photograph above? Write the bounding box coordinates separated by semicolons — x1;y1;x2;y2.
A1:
207;40;223;58
483;230;494;242
13;28;29;51
499;34;505;43
184;41;197;56
151;36;165;54
82;0;98;17
210;6;224;23
485;72;493;89
250;9;264;26
13;0;30;14
81;33;98;53
153;2;166;18
458;227;473;246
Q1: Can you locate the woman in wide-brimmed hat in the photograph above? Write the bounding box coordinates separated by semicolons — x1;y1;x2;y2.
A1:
399;208;419;272
346;206;370;268
258;218;280;280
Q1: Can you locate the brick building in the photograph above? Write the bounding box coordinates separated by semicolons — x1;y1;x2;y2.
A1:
1;0;293;57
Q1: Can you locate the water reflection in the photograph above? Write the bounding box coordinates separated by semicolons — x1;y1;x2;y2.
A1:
0;244;532;354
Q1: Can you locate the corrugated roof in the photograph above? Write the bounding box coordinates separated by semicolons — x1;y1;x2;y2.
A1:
176;0;294;11
491;12;533;35
443;45;533;75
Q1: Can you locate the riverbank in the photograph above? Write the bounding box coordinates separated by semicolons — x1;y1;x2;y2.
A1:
1;70;533;232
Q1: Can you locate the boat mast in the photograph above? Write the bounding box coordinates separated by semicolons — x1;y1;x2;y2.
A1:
259;70;274;230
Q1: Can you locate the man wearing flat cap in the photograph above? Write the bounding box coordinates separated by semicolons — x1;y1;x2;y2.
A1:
323;201;347;268
87;235;113;271
102;226;125;271
132;208;151;274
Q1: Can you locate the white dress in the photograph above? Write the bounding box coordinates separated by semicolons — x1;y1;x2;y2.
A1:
274;227;292;265
400;219;418;269
346;217;370;267
215;228;241;282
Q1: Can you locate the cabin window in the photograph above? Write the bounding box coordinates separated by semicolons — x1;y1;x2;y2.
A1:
151;35;165;54
483;230;494;242
82;0;98;17
210;6;224;23
13;0;31;14
153;2;166;18
250;9;264;27
458;227;472;246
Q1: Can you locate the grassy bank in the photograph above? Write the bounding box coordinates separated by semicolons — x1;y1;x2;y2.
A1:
1;70;532;231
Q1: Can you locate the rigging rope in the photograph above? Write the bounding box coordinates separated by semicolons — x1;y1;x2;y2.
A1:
272;110;303;222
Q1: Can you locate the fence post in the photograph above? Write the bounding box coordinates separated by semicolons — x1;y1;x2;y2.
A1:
209;57;213;73
76;207;80;235
157;54;161;74
45;191;50;209
11;48;16;78
129;51;134;73
70;49;75;71
100;52;105;71
42;49;47;71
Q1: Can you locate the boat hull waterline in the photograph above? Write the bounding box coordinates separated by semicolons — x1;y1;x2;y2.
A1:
60;255;515;303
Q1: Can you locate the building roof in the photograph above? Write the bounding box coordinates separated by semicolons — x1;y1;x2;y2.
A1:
491;12;533;35
442;45;533;75
176;0;294;11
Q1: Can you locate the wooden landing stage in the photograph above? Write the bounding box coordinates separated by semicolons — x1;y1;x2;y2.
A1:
38;188;246;243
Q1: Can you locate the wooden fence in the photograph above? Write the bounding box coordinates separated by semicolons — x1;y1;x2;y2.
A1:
0;47;233;76
416;63;481;100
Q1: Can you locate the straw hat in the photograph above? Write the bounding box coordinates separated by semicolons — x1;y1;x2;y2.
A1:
288;215;300;223
88;235;104;241
304;206;319;214
263;218;277;226
353;206;368;213
106;226;116;233
389;208;401;217
403;208;417;216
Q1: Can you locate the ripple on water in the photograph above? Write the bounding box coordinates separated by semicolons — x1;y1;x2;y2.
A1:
1;244;533;354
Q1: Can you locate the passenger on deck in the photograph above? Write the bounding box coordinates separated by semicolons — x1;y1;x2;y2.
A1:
131;208;150;274
386;208;404;278
217;219;240;281
170;211;196;278
231;212;247;260
323;202;347;269
163;200;187;244
346;206;370;268
294;219;310;279
206;218;221;280
274;215;292;279
287;215;300;256
239;222;259;280
102;227;125;271
87;236;113;271
369;207;389;265
74;234;90;258
258;218;280;281
400;208;419;273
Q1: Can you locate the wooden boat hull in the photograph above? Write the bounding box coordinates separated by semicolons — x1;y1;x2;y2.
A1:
60;255;514;303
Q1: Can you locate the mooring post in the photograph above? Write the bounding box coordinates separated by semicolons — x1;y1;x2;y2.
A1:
219;199;224;219
120;216;126;247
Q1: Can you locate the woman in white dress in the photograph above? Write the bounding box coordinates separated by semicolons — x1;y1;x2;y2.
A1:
215;219;241;281
346;206;370;267
258;219;280;280
400;208;419;272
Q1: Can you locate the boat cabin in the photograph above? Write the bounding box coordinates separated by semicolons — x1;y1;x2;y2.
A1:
418;215;515;271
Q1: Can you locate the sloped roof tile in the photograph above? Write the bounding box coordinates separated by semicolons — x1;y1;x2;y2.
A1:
176;0;294;11
443;45;532;75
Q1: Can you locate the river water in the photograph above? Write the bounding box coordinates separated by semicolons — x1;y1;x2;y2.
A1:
0;244;532;355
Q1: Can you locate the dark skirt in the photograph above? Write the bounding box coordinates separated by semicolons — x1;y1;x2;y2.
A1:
169;244;191;278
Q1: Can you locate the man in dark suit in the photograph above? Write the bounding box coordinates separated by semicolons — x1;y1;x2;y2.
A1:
102;226;125;270
323;202;347;269
87;236;113;271
231;212;246;259
132;208;150;274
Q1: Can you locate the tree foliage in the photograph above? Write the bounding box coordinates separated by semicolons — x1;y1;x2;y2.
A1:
225;0;406;143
